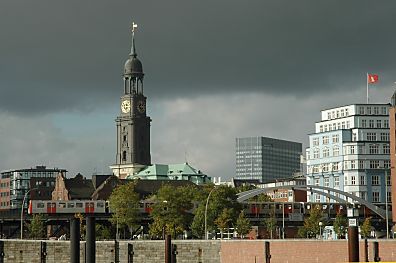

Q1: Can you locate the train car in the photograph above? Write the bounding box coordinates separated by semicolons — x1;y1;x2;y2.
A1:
28;200;106;214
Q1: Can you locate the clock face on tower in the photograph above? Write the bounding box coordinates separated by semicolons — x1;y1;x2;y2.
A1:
121;100;131;113
137;100;146;113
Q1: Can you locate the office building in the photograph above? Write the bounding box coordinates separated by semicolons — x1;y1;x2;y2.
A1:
236;136;302;183
0;166;67;209
306;104;390;203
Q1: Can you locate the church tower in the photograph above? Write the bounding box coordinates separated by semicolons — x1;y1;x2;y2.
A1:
110;23;151;178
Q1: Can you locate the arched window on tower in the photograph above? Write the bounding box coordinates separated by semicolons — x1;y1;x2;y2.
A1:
122;151;127;162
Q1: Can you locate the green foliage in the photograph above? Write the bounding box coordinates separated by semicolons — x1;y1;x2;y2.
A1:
264;208;277;239
108;181;140;232
297;205;324;238
191;185;242;238
333;212;347;239
27;214;45;239
235;211;251;238
96;224;112;240
149;184;197;238
360;217;372;238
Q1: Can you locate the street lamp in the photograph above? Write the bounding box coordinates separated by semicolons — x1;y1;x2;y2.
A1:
319;221;323;239
20;188;38;239
204;187;216;240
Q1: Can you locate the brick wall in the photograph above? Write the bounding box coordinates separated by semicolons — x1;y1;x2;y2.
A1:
0;239;394;263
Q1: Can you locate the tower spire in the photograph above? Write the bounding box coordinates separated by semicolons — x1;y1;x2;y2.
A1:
130;22;138;57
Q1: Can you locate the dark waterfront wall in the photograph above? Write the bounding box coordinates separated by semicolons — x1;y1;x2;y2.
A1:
0;239;395;263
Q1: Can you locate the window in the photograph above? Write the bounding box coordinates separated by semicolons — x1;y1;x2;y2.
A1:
360;192;367;200
337;110;340;118
324;178;329;187
344;175;348;185
371;175;379;185
376;120;381;128
360;175;365;185
346;121;350;129
380;133;389;141
351;176;356;185
369;120;374;128
334;177;340;187
350;146;356;154
345;108;349;116
315;194;321;202
313;166;319;173
386;174;391;186
383;144;390;154
359;107;365;114
333;123;336;130
314;178;319;186
333;146;339;157
323;148;330;157
367;107;372;115
342;122;345;129
372;192;380;203
387;192;392;203
369;144;379;154
332;162;339;171
313;138;319;146
322;163;329;172
324;125;328;132
367;133;377;141
327;112;331;120
313;148;319;159
320;125;323;132
358;145;364;154
322;136;329;144
384;160;391;168
370;160;380;169
341;109;345;117
332;134;339;143
337;122;341;130
352;132;357;141
384;120;389;128
374;107;379;115
351;160;356;169
362;120;367;128
332;111;335;119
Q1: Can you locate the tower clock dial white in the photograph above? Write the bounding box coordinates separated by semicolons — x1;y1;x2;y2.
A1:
121;100;131;113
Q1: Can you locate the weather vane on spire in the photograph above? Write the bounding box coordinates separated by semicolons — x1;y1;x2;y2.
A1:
130;22;138;56
132;22;138;35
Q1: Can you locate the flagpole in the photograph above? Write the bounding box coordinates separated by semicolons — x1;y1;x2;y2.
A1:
366;72;369;104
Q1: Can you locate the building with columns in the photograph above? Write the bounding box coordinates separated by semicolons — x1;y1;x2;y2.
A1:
388;91;396;227
306;104;391;203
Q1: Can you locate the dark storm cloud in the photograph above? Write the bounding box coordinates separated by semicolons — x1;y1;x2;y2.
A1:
0;0;395;115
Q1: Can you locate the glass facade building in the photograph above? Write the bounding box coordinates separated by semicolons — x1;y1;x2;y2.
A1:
235;137;302;183
0;166;67;209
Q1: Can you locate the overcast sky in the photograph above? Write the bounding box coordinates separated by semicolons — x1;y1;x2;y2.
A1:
0;1;396;179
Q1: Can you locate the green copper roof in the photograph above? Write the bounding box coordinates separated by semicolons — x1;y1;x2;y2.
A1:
125;162;210;185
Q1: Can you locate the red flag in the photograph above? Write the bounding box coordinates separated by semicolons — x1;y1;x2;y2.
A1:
368;74;379;84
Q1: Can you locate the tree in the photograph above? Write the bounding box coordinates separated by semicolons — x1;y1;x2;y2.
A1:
333;212;347;239
214;208;234;239
298;205;324;238
235;211;251;238
191;185;242;238
108;181;140;238
264;208;277;239
96;224;112;240
360;217;372;238
149;184;197;239
27;214;45;239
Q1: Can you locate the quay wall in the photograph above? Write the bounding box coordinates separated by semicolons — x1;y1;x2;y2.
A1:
0;239;395;263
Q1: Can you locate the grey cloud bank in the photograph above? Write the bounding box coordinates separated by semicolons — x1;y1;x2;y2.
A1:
0;0;395;178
